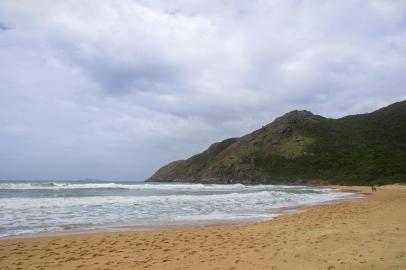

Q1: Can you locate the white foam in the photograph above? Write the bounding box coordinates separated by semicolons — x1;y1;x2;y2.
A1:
0;182;308;191
0;183;360;238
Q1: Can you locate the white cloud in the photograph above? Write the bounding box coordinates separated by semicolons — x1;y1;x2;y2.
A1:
0;0;405;180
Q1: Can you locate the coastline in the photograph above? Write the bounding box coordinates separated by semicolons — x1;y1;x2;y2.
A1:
0;186;362;240
1;185;405;269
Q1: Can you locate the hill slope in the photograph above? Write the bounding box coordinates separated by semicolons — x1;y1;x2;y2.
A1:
147;101;406;185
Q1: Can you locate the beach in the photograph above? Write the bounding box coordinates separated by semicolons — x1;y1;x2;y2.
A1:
1;185;405;270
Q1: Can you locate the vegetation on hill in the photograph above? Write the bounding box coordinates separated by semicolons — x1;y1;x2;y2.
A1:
148;101;406;185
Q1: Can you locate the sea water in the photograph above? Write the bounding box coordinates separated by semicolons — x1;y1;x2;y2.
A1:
0;181;360;238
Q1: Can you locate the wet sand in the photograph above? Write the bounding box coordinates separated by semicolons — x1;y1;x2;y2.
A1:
1;185;405;270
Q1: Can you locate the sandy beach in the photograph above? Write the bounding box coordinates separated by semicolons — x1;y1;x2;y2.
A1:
1;185;405;270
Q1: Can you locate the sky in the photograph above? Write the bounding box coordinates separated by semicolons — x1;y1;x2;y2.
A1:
0;0;406;181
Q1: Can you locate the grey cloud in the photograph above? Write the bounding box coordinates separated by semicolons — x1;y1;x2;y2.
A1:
0;21;10;30
77;58;181;96
0;0;406;180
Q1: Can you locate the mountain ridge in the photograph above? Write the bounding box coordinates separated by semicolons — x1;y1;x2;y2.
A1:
147;100;406;185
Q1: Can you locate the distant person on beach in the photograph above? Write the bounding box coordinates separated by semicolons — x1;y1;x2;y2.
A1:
371;184;377;192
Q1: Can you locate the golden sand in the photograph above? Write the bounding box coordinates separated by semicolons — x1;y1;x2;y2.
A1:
1;185;405;270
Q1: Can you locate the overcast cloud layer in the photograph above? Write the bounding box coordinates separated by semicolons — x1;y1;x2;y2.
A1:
1;0;406;180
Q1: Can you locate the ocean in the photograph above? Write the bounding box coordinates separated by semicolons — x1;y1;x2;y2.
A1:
0;181;360;238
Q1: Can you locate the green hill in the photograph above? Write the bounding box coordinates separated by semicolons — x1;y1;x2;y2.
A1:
147;101;406;185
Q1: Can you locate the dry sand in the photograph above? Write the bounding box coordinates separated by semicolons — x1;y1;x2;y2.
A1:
1;185;405;270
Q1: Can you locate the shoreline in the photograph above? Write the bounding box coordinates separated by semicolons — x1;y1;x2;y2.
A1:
0;186;363;241
1;185;405;269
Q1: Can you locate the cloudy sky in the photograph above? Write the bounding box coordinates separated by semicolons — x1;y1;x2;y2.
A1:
0;0;405;181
